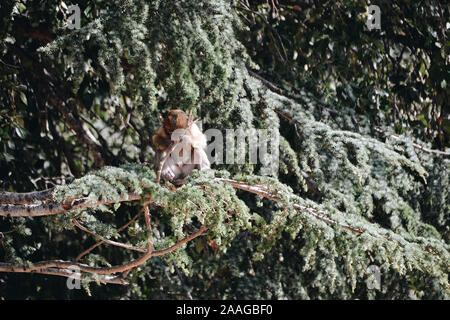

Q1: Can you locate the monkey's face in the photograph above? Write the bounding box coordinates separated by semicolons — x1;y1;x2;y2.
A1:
163;109;189;134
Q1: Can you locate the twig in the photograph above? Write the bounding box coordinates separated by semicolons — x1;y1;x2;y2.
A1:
268;207;288;239
75;206;145;261
0;59;20;69
7;43;106;167
143;203;154;253
151;225;208;256
72;218;147;253
246;67;340;116
374;127;450;157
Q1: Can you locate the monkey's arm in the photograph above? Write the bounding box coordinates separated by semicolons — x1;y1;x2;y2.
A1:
152;127;174;182
152;127;172;151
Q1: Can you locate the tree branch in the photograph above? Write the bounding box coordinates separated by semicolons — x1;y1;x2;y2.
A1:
0;188;54;205
247;67;340;116
72;218;147;253
0;193;141;217
215;178;364;234
152;225;208;257
2;266;129;285
374;127;450;157
0;224;207;276
76;207;145;262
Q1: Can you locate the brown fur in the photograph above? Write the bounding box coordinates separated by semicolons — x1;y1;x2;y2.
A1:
163;109;189;135
152;109;211;185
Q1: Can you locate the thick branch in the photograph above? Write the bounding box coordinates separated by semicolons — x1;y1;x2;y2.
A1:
0;193;141;217
252;67;449;158
0;188;54;204
215;178;364;234
0;226;207;276
2;266;128;285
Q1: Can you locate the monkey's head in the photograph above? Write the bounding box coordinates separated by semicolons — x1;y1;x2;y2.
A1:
162;109;189;134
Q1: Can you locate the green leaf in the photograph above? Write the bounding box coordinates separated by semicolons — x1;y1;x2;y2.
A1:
19;92;27;106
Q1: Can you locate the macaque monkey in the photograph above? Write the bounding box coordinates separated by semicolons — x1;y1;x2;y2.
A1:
152;110;211;185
